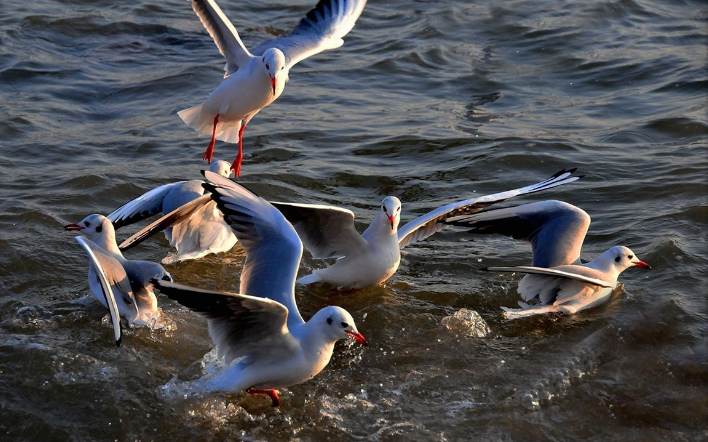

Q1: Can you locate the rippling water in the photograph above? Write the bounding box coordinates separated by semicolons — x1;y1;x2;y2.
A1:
1;0;706;440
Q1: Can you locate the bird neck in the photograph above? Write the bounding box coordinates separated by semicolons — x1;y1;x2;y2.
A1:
94;228;124;260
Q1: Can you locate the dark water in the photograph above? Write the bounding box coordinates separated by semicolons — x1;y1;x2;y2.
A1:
1;0;706;440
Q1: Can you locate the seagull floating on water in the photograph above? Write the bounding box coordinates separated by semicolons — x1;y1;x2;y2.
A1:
179;0;367;176
271;169;581;289
107;160;237;264
153;171;367;407
445;200;652;319
64;214;172;344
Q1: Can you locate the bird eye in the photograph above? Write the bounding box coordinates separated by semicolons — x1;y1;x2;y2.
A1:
96;225;102;233
85;221;91;227
266;64;270;70
628;255;633;259
327;317;332;325
382;205;387;213
341;322;348;328
615;256;620;263
281;66;284;70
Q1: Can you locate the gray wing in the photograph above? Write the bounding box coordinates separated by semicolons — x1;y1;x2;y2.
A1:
75;237;129;346
190;0;253;78
250;0;367;69
119;195;213;251
398;169;581;249
107;182;185;229
271;202;367;258
202;171;305;328
446;200;590;267
154;280;298;364
485;266;614;288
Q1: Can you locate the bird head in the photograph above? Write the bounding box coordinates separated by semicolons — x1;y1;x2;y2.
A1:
606;245;652;273
380;196;402;231
209;160;233;178
64;214;113;242
261;48;286;95
316;306;368;347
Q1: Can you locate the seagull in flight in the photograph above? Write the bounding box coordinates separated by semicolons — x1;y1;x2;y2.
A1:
271;169;581;289
64;214;172;344
445;200;652;318
179;0;368;176
107;160;237;264
153;171;367;406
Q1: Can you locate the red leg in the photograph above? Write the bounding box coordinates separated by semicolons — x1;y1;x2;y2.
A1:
246;387;280;407
231;123;247;177
203;114;220;163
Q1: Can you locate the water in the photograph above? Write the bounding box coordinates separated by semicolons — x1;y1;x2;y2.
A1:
0;0;706;440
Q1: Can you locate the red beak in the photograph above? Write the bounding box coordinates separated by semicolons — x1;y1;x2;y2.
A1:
63;223;84;231
633;260;652;270
270;76;276;94
388;215;395;230
346;330;368;347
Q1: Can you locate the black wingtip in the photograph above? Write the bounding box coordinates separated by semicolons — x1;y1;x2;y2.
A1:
115;337;121;348
479;267;490;272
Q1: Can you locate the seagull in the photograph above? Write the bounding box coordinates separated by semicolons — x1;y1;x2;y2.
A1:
444;200;652;319
107;160;237;264
270;169;581;289
152;170;368;407
64;214;173;343
179;0;368;176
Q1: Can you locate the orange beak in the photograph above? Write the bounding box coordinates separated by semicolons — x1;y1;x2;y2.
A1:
63;223;84;231
346;330;368;347
388;215;395;230
633;261;652;270
270;76;276;94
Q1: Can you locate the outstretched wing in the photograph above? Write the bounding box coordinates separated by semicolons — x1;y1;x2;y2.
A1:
107;182;184;230
118;195;213;251
190;0;254;78
398;169;581;249
250;0;367;69
445;200;590;267
155;280;298;364
75;237;131;346
484;266;614;288
271;202;367;258
202;171;305;329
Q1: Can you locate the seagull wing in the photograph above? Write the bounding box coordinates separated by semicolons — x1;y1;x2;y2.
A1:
107;182;184;230
118;195;214;251
75;237;133;346
155;280;298;364
190;0;254;78
250;0;367;69
271;202;367;259
202;171;305;328
445;200;590;267
485;266;615;288
398;169;580;249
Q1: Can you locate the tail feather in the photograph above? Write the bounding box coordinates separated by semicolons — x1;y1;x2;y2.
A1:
178;105;242;143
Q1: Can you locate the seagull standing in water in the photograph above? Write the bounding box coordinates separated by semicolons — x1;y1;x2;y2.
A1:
445;200;652;318
179;0;368;176
64;214;172;344
153;171;367;406
271;169;581;289
107;160;237;264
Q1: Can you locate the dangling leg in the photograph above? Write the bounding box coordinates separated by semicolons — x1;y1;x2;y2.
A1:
246;387;280;407
203;114;220;163
231;122;247;177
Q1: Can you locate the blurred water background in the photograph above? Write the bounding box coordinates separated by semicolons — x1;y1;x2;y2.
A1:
0;0;706;440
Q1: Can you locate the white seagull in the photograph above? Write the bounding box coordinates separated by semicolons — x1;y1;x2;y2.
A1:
444;200;652;319
64;214;173;344
152;170;368;407
107;160;237;264
269;169;581;289
179;0;368;175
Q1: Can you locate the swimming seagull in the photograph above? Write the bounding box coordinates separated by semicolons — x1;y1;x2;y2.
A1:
444;200;652;318
179;0;368;176
152;171;368;407
107;160;237;264
64;214;172;343
270;169;581;289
